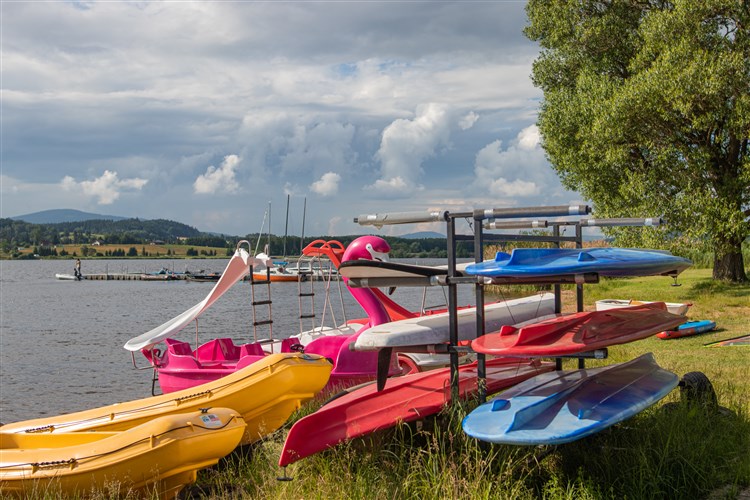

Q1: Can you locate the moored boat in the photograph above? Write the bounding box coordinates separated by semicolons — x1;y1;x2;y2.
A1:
0;408;246;499
250;266;300;282
0;353;331;447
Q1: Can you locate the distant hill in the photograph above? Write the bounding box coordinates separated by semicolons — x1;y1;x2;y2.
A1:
11;209;128;224
401;231;445;239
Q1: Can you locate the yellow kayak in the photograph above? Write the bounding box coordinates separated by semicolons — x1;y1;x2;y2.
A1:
1;353;331;446
0;407;245;499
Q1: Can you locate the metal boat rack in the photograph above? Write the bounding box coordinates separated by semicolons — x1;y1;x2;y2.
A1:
354;205;664;400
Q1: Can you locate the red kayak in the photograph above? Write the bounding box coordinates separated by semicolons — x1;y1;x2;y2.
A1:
471;302;685;357
278;357;553;467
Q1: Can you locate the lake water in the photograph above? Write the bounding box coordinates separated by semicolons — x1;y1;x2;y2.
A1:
0;257;483;423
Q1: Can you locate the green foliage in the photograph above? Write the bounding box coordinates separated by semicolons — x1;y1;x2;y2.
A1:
526;0;750;281
0;217;203;247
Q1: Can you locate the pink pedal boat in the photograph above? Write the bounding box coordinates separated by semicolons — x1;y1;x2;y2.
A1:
125;238;402;394
125;236;554;395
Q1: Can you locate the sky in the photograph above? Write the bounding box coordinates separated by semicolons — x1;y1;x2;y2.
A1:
1;0;584;238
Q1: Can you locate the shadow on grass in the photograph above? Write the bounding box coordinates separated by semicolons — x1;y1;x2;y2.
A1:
685;279;750;299
550;402;750;499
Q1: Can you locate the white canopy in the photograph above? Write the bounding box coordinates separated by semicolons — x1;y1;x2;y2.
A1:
123;247;269;352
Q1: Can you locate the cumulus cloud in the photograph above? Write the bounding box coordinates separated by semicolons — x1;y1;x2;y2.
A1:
60;170;148;205
370;103;451;196
193;155;241;195
473;125;552;200
310;172;341;197
459;111;479;130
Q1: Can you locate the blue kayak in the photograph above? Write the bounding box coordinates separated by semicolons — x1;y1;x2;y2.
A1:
465;248;691;278
462;353;678;446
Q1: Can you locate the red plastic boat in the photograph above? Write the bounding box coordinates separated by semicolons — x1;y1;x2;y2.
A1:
278;357;554;467
471;302;685;357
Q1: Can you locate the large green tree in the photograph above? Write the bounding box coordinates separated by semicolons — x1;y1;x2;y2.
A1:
526;0;749;282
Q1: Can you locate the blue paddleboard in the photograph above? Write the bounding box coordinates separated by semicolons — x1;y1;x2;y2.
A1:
657;319;716;339
465;248;691;278
462;353;678;446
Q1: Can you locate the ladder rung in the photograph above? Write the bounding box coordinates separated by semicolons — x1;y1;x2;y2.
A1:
253;320;273;326
299;314;316;319
251;279;271;285
252;300;273;306
298;292;315;297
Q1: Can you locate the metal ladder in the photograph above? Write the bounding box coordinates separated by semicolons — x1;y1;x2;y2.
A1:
296;256;317;333
249;269;274;343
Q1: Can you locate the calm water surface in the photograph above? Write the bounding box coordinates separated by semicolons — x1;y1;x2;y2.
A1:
0;258;481;423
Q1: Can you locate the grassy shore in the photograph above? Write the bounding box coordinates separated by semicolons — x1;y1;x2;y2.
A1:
10;269;750;499
180;268;748;500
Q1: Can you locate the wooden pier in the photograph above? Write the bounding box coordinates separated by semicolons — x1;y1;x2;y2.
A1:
60;273;189;281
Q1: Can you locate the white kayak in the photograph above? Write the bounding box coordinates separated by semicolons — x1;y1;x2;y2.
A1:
595;299;691;316
353;293;556;350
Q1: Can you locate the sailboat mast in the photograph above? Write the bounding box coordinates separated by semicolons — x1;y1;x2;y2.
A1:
254;204;269;256
300;197;307;254
283;194;290;258
267;201;272;256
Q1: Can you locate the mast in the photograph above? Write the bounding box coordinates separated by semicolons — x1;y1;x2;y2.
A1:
283;194;290;258
254;203;269;256
300;197;307;254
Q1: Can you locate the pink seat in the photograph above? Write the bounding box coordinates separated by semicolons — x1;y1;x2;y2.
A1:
163;339;201;369
165;338;194;356
217;338;240;360
195;338;239;363
239;342;265;357
281;337;302;352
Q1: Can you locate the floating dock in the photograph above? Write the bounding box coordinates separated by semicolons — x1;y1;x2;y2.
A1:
58;273;188;281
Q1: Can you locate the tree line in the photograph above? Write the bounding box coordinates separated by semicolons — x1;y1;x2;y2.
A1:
0;218;469;259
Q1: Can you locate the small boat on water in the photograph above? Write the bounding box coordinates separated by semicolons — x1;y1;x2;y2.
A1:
0;408;246;499
0;353;331;447
55;273;82;281
186;272;222;282
250;265;300;282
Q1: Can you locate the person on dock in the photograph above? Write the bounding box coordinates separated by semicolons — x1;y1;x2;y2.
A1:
74;258;82;280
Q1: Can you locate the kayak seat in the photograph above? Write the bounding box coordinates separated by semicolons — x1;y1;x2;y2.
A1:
239;342;265;357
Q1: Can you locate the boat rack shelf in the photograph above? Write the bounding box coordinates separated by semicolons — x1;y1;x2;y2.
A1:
354;205;665;400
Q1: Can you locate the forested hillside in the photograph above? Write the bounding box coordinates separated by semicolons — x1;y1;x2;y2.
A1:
0;218;469;259
0;218;204;248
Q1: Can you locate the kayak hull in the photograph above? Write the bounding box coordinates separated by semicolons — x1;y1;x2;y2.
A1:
279;357;554;466
472;303;685;357
462;353;678;445
354;293;556;350
0;408;246;499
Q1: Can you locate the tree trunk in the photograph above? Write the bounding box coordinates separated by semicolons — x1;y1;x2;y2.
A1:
712;248;748;283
